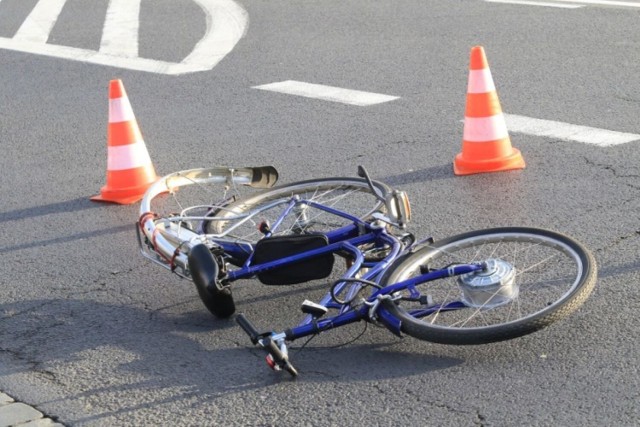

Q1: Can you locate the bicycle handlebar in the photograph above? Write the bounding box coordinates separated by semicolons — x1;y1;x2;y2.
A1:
236;314;261;344
236;314;299;377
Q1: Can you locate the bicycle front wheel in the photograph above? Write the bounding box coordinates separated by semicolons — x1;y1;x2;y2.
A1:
205;177;392;242
379;227;597;345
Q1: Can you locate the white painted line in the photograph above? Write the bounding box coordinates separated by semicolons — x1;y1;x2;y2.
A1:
0;0;247;75
252;80;400;106
100;0;141;58
181;0;248;67
13;0;67;43
0;38;187;74
504;114;640;146
552;0;640;7
486;0;583;8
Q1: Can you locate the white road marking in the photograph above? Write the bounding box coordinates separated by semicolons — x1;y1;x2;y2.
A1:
100;0;140;58
485;0;583;7
552;0;640;7
252;80;400;106
504;114;640;146
13;0;67;43
181;0;248;69
0;0;247;75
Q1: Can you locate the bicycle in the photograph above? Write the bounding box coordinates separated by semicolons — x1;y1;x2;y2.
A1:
137;165;597;377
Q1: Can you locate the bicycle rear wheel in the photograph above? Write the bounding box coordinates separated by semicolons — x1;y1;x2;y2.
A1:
205;177;392;242
379;227;597;345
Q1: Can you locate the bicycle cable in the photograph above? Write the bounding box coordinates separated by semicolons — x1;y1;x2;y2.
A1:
292;321;369;356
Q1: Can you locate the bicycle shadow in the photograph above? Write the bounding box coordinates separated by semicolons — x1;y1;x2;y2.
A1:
381;164;451;186
0;224;134;255
286;341;464;382
0;197;134;254
0;197;102;223
0;298;462;422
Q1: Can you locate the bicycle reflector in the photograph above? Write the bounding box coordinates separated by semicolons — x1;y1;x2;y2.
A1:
387;190;411;229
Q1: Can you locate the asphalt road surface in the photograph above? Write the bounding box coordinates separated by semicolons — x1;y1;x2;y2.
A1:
1;0;639;426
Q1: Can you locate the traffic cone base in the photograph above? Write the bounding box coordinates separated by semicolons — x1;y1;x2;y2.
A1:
92;79;158;204
91;166;158;204
454;46;525;175
454;147;525;175
91;186;152;205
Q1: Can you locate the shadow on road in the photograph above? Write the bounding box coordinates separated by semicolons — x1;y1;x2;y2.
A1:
0;298;464;423
0;197;102;223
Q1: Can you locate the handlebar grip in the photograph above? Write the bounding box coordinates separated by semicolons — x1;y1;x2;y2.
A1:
236;314;261;344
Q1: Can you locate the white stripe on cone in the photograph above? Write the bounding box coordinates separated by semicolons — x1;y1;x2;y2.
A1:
109;97;136;123
467;69;496;94
463;115;510;142
107;142;152;170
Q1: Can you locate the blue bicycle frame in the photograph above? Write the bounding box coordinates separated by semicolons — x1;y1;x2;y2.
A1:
217;196;485;340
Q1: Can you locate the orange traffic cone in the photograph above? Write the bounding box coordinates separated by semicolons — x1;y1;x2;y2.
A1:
454;46;525;175
91;79;158;204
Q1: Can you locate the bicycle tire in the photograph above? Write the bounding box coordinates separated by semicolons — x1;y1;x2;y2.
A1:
379;227;597;345
205;177;392;242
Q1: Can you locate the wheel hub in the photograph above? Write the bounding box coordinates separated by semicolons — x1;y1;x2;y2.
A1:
458;259;517;308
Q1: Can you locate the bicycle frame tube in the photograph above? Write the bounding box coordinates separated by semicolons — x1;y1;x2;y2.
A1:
226;229;389;281
370;264;485;299
282;262;486;341
214;221;366;264
219;197;379;268
303;232;402;318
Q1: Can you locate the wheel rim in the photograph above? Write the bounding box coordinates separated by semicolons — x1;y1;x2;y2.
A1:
388;231;588;331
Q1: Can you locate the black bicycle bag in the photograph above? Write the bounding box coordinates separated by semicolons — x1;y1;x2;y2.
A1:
252;234;335;285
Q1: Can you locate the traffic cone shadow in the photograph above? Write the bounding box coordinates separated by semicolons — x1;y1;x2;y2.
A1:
454;46;525;175
91;79;158;204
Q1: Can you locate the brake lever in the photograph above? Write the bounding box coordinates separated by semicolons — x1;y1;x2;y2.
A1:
236;314;299;377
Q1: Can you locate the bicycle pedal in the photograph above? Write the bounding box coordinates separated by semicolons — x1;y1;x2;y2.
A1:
301;299;328;317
